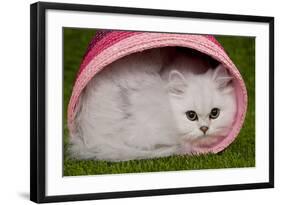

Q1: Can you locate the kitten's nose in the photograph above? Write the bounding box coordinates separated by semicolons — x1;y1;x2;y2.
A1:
200;126;209;134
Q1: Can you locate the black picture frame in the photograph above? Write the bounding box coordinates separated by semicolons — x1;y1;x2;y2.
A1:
30;1;274;203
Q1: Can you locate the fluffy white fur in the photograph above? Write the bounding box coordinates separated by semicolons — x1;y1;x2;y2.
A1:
69;48;236;161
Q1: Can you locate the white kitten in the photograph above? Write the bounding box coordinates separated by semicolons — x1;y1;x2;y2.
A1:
69;48;236;161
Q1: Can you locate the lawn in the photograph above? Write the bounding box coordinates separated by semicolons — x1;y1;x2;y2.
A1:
63;28;255;176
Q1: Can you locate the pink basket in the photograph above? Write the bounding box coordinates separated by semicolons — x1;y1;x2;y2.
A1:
67;30;248;154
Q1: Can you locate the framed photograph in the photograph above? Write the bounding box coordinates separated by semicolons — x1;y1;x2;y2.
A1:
30;1;274;203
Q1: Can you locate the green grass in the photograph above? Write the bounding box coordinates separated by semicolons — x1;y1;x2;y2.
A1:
63;28;255;176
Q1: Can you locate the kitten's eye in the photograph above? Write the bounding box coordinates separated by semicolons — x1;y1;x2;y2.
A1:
209;108;220;119
186;111;198;121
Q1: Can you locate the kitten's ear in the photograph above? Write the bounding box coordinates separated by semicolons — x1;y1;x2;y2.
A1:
213;64;233;89
168;70;187;95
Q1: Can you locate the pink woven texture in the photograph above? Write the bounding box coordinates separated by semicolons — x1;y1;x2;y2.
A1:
78;31;141;78
67;31;248;154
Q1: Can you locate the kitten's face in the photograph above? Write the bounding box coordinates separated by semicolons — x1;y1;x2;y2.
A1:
167;65;237;141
